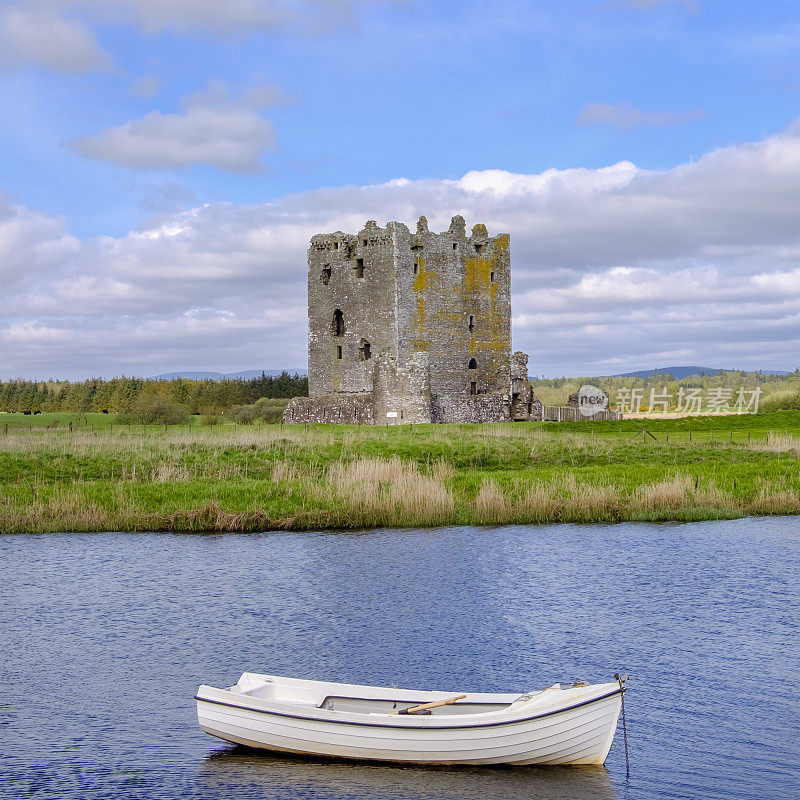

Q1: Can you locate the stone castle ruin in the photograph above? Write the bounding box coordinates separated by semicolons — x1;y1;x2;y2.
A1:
284;215;540;425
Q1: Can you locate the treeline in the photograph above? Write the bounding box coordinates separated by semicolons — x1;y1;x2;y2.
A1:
0;372;308;414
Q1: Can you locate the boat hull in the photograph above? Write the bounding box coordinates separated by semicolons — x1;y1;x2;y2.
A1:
196;683;623;766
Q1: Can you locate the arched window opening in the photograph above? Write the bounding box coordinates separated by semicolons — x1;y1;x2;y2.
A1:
359;339;372;361
333;309;345;336
468;358;477;370
321;265;331;285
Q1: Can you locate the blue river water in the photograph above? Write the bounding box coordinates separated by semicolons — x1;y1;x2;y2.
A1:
1;517;798;800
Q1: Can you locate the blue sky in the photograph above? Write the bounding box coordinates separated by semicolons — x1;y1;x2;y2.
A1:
1;0;798;379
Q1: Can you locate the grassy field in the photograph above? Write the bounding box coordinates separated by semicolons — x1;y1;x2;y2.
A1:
1;411;798;533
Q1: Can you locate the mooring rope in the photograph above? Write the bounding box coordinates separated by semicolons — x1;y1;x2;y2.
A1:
615;672;630;777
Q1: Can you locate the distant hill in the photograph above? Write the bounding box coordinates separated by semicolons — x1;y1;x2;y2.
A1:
148;369;307;381
607;366;790;380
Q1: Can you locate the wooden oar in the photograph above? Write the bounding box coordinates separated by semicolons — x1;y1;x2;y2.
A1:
392;694;466;715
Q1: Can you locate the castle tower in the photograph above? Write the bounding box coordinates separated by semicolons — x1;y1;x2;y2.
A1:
286;215;533;424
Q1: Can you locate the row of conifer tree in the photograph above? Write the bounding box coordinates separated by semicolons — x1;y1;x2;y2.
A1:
0;373;308;414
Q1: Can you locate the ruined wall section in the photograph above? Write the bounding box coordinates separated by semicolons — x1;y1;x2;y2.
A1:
284;394;374;425
399;216;512;403
307;221;399;398
510;351;540;420
431;393;511;423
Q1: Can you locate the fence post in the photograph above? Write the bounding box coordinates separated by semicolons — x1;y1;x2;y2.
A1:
69;421;73;432
3;423;6;436
666;431;669;444
748;431;751;443
689;429;692;443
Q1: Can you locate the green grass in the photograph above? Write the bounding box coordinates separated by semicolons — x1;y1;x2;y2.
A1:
1;412;798;533
0;411;260;432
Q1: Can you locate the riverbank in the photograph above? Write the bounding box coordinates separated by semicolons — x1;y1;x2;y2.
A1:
1;412;798;532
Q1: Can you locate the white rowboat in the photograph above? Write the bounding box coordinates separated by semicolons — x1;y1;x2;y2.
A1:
195;672;626;766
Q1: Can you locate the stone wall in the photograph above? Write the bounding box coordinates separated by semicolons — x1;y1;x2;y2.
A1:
372;351;432;425
307;221;399;397
431;392;511;423
399;215;512;400
284;394;374;425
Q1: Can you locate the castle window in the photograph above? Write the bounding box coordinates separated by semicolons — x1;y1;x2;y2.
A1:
359;339;371;360
354;258;365;278
468;315;475;332
337;346;343;359
321;265;331;285
334;242;339;250
468;358;477;370
470;381;477;395
333;309;345;336
453;242;457;250
490;271;494;282
476;244;485;254
413;261;419;274
363;239;367;246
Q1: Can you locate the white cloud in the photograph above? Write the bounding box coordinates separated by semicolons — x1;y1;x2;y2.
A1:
0;199;80;293
577;102;708;130
108;0;355;38
68;81;281;172
0;4;111;73
2;123;799;379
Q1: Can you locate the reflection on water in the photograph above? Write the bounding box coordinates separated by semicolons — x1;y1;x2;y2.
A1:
199;746;619;800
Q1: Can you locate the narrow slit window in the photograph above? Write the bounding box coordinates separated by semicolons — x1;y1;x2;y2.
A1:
363;239;367;246
453;242;458;250
333;309;345;336
334;242;339;250
468;315;475;332
359;339;371;360
321;265;331;284
490;271;494;283
336;346;343;359
355;258;364;278
413;261;419;274
470;381;477;395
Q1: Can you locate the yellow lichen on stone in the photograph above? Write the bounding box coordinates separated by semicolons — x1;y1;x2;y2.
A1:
413;256;427;333
465;254;492;291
